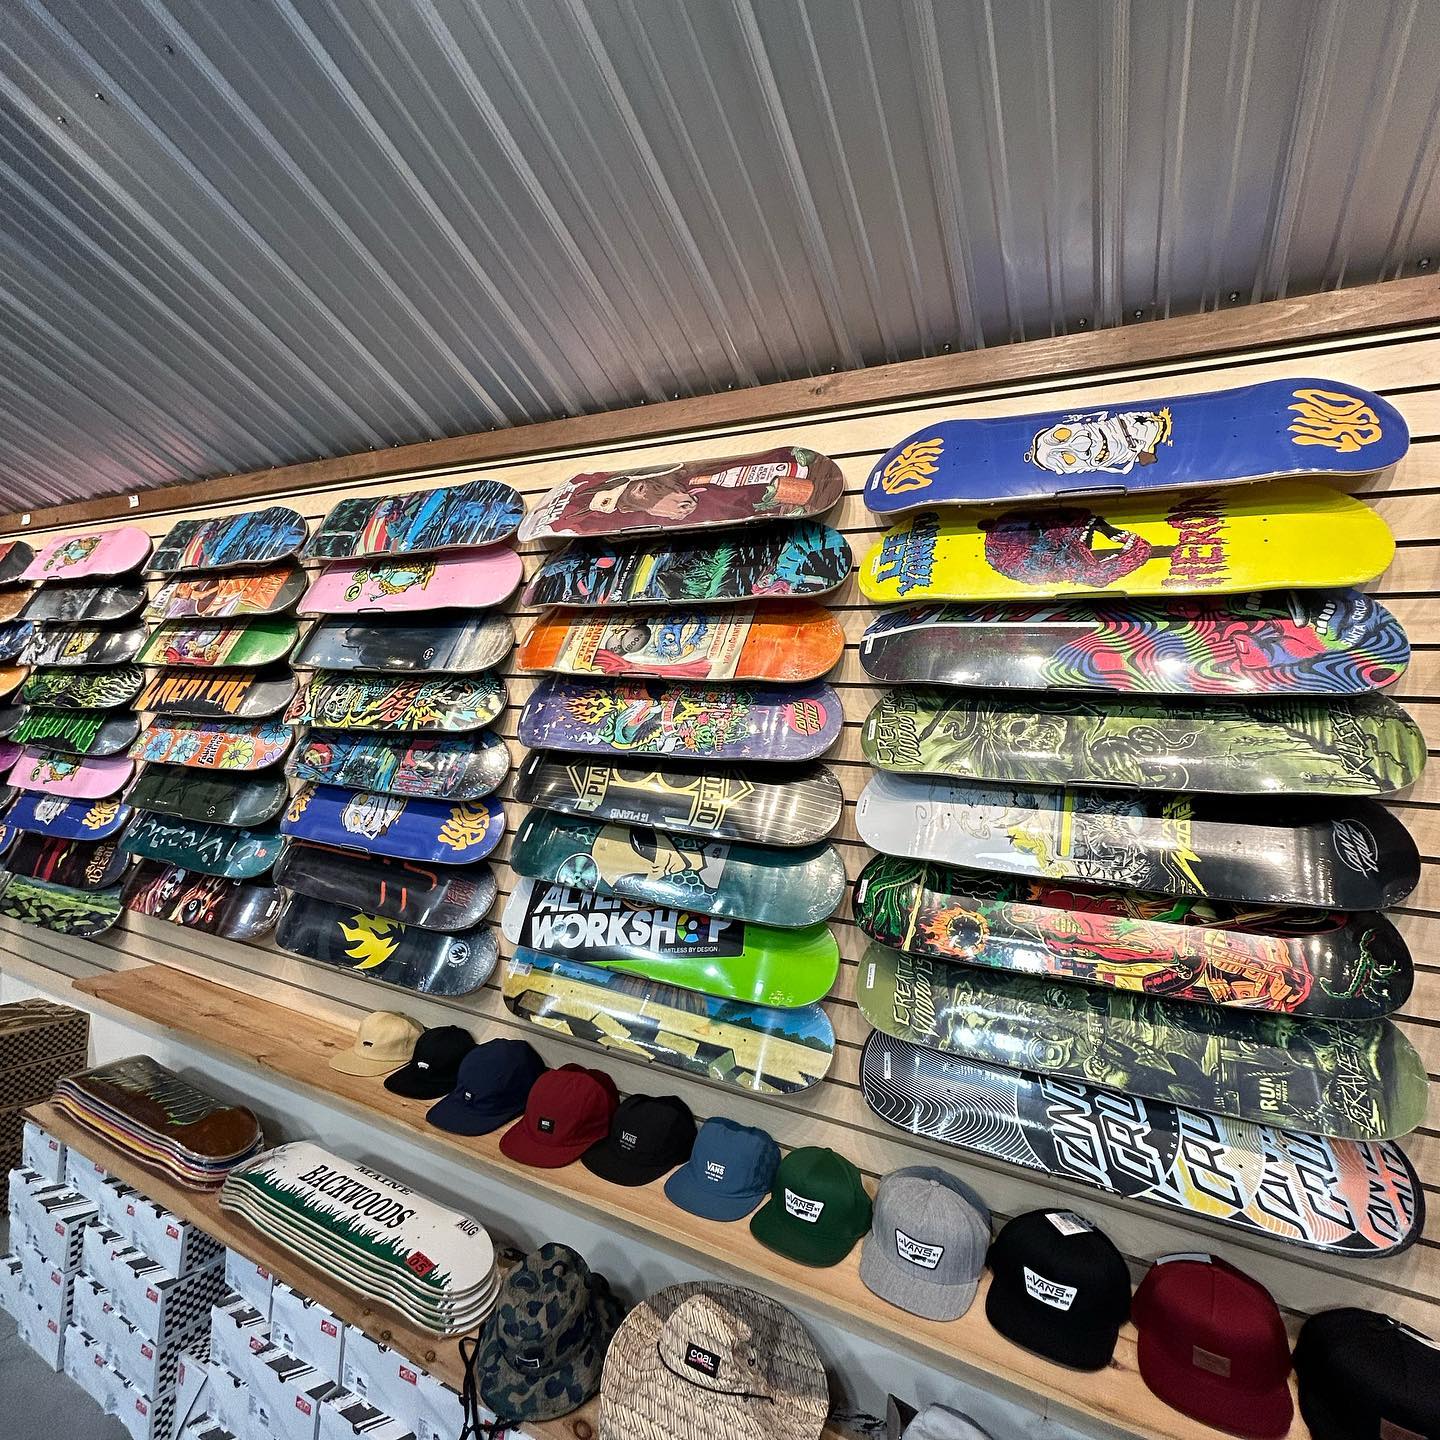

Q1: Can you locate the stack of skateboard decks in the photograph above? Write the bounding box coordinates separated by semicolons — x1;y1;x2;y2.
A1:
274;478;524;996
0;526;154;937
507;449;854;1095
220;1140;499;1334
52;1054;263;1189
118;507;308;943
850;377;1430;1258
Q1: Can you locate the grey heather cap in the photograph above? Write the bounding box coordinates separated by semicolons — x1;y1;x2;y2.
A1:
904;1405;996;1440
860;1165;991;1322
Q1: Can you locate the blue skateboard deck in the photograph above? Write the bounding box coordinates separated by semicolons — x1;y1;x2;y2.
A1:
281;782;504;865
6;794;132;842
304;477;525;559
150;506;309;572
288;730;509;802
865;379;1409;514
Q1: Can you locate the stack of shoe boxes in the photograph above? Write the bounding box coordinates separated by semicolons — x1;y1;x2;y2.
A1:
0;1000;89;1175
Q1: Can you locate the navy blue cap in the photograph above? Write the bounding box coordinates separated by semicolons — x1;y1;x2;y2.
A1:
662;1116;780;1221
425;1038;547;1137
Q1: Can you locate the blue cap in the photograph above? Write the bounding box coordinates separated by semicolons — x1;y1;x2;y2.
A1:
425;1038;547;1137
662;1116;780;1222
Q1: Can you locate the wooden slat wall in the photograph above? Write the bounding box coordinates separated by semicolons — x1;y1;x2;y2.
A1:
4;315;1439;1344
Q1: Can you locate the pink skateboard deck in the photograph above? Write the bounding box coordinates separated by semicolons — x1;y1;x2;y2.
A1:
8;749;133;799
299;548;523;616
22;526;152;583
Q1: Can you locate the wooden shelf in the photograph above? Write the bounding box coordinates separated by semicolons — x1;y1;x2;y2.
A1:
71;963;1308;1440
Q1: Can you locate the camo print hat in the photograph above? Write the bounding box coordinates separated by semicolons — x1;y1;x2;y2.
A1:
471;1242;625;1424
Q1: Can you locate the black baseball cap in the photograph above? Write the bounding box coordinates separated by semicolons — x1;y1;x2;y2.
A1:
425;1038;547;1136
1295;1306;1440;1440
985;1210;1131;1371
582;1094;697;1187
385;1025;476;1099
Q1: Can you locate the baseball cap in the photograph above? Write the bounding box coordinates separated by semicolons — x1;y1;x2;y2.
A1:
1133;1254;1292;1438
1294;1306;1440;1440
582;1094;696;1187
384;1025;475;1099
885;1397;996;1440
664;1117;780;1222
328;1011;423;1076
985;1210;1130;1371
860;1165;990;1321
500;1066;619;1168
426;1039;547;1136
749;1146;872;1268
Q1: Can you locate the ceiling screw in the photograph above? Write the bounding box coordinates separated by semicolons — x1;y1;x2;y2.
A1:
1419;257;1432;269
1132;309;1144;320
1228;291;1240;302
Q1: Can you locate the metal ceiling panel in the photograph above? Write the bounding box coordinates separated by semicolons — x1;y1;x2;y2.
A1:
0;0;1436;509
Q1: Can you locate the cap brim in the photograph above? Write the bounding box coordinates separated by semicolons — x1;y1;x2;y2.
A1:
749;1196;863;1268
1137;1331;1294;1439
662;1165;767;1223
859;1238;978;1322
328;1051;404;1076
985;1282;1120;1372
383;1066;458;1100
498;1124;591;1169
581;1141;682;1188
424;1093;525;1137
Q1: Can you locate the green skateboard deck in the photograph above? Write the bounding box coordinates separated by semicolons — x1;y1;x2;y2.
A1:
128;764;290;828
856;942;1427;1141
11;709;139;758
122;813;284;879
852;855;1411;1020
862;688;1426;796
511;810;846;928
502;877;839;1008
0;872;124;936
136;618;300;668
21;665;144;709
285;672;506;733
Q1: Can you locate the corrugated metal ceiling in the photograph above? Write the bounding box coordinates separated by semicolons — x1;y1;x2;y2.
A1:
0;0;1437;509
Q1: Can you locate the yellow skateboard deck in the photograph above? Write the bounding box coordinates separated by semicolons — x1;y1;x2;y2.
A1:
859;480;1394;603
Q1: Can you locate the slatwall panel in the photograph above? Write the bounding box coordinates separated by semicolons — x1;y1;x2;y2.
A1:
3;322;1438;1342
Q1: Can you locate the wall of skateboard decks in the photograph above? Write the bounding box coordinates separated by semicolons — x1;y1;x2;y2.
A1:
0;314;1438;1357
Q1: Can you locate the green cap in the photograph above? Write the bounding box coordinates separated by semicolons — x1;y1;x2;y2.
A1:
749;1146;872;1268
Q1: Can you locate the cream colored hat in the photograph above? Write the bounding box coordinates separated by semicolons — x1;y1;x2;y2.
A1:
329;1011;423;1076
598;1281;828;1440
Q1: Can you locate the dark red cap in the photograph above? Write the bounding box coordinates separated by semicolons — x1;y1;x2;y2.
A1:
1133;1255;1293;1438
499;1065;619;1168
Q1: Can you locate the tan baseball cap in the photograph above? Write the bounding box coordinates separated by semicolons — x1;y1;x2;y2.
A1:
329;1011;424;1076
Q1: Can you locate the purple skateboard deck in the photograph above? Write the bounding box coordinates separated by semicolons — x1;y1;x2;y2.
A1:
299;549;523;616
22;527;152;584
518;678;843;763
7;750;133;799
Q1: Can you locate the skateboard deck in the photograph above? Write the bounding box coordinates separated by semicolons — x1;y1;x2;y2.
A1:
511;811;845;928
285;672;506;733
300;549;523;616
515;751;842;847
122;861;284;941
858;590;1410;696
523;521;853;609
4;833;129;890
0;702;21;736
276;842;495;932
0;622;30;663
517;602;842;685
520;446;844;544
129;764;289;828
136;618;300;668
857;943;1426;1141
147;564;307;621
852;855;1411;1021
130;717;293;770
864;379;1408;514
22;665;144;709
276;893;498;996
281;783;504;865
519;678;842;763
0;872;123;936
860;484;1395;603
21;580;146;624
288;730;509;802
137;667;297;720
149;506;308;572
294;614;514;675
22;527;151;583
861;1030;1420;1258
11;709;139;757
503;877;839;1008
0;539;34;583
854;772;1420;910
24;623;146;668
305;477;525;559
0;592;27;623
8;750;132;799
0;668;21;703
504;948;834;1094
6;794;132;842
862;689;1426;796
122;813;284;879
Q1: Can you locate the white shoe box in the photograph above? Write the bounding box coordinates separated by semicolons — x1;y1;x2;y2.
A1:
14;1292;67;1370
111;1248;225;1346
412;1373;463;1440
111;1370;178;1440
72;1273;118;1352
340;1329;457;1437
223;1250;275;1319
174;1344;213;1433
126;1197;222;1278
207;1365;255;1439
179;1420;237;1440
83;1224;131;1290
17;1182;96;1271
252;1349;333;1440
209;1293;272;1381
0;1250;25;1317
271;1282;345;1382
7;1164;46;1221
111;1303;190;1399
65;1148;128;1215
22;1121;65;1184
319;1387;417;1440
64;1323;121;1413
17;1236;75;1330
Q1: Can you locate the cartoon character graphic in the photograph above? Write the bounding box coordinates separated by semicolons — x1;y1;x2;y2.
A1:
982;507;1168;588
346;561;437;603
339;790;406;840
1025;408;1172;475
42;536;102;574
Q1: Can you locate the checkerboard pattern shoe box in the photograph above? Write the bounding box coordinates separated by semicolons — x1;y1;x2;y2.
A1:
319;1388;417;1440
14;1291;67;1370
0;1249;26;1317
82;1224;131;1291
209;1293;272;1381
17;1234;76;1330
127;1197;223;1278
73;1272;118;1352
223;1249;274;1318
22;1119;65;1183
270;1282;345;1381
340;1329;457;1438
174;1342;214;1433
110;1247;226;1347
6;1164;46;1230
63;1323;120;1412
111;1368;179;1440
111;1302;194;1399
16;1181;96;1271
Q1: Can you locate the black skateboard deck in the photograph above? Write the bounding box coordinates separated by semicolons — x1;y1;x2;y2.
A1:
122;861;284;941
304;478;525;560
293;614;515;674
24;623;147;668
514;751;842;848
11;709;140;758
150;506;309;572
22;665;144;710
0;623;30;664
128;764;290;828
5;833;129;890
285;671;506;733
0;540;35;584
20;582;146;624
0;872;123;936
137;667;297;721
287;730;509;802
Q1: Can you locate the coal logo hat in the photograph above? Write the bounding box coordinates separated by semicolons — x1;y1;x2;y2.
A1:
749;1145;872;1268
425;1038;547;1137
582;1093;697;1187
384;1024;475;1100
1133;1254;1293;1438
499;1065;618;1168
328;1010;423;1076
664;1117;780;1222
860;1165;990;1322
984;1210;1131;1372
